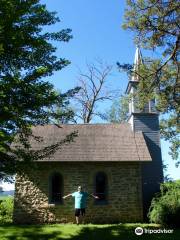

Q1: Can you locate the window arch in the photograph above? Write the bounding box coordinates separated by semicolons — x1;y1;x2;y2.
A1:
49;172;63;204
95;172;108;203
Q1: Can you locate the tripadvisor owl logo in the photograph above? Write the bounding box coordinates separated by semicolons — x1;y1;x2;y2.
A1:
135;227;143;235
134;227;173;235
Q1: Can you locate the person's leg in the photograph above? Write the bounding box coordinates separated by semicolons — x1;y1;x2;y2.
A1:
75;216;80;225
81;208;86;224
75;209;80;225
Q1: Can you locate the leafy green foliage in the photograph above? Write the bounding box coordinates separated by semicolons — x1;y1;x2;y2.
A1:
0;0;78;181
104;95;129;123
148;180;180;227
121;0;180;164
0;196;13;223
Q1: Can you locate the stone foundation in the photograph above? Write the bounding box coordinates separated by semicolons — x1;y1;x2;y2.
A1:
13;162;143;224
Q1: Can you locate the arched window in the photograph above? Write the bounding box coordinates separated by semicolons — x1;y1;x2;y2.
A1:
49;172;63;204
95;172;108;203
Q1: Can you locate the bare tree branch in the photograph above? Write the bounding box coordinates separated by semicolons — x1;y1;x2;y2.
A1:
72;60;115;123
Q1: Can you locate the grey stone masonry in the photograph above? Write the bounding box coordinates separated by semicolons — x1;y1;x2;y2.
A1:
13;162;143;224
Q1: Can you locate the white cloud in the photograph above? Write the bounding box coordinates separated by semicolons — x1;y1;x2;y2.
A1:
0;182;15;191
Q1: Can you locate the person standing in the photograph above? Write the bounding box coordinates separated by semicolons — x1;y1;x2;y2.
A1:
63;186;99;224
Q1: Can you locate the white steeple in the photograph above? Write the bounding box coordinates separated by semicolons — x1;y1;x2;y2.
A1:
126;47;156;128
132;46;143;81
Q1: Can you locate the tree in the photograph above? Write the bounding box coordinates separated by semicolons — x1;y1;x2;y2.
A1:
104;94;129;123
71;61;116;123
119;0;180;164
0;0;78;181
148;180;180;227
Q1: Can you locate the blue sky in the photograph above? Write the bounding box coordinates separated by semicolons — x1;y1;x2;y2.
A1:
41;0;134;92
1;0;179;190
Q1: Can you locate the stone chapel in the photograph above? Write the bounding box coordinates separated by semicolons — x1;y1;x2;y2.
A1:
13;48;163;224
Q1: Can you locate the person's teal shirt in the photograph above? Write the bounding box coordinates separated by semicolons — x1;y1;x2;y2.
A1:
72;191;88;209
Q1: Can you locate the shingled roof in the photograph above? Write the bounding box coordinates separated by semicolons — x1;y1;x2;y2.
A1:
29;123;151;162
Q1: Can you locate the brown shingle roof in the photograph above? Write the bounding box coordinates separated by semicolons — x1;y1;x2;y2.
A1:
30;123;151;162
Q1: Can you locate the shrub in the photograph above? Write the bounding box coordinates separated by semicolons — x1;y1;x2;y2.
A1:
0;197;13;223
148;180;180;227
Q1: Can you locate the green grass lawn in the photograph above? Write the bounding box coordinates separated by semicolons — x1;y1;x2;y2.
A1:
0;223;179;240
0;196;13;200
0;196;8;201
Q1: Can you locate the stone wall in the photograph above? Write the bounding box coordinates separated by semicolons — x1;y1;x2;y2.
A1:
13;162;143;224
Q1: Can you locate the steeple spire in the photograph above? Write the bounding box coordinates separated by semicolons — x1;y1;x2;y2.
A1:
126;46;156;115
132;46;143;81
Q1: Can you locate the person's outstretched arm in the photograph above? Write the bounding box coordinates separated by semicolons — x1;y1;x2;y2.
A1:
90;193;99;199
63;193;72;199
